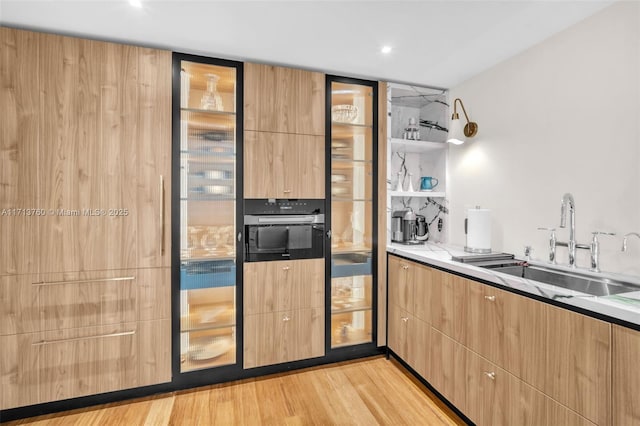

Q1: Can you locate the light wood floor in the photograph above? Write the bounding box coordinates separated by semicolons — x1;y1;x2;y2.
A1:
2;356;465;425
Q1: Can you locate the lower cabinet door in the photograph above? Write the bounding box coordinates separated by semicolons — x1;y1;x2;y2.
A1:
429;327;594;426
0;320;175;410
37;323;139;404
244;308;324;369
1;333;40;409
388;304;429;380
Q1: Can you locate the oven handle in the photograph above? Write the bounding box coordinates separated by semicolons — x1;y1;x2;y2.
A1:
258;216;316;224
244;214;325;225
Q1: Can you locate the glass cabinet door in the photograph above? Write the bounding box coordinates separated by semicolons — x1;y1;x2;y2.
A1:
329;80;376;348
177;58;239;372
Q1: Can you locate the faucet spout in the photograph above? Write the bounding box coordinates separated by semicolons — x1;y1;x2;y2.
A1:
560;193;576;267
622;232;640;252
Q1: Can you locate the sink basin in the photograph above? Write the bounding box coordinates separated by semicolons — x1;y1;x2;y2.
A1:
487;264;640;297
451;254;640;296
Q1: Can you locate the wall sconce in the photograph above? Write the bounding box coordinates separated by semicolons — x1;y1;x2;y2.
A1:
447;98;478;145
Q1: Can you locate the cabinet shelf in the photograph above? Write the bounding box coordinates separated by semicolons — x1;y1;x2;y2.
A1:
389;190;445;198
181;107;236;116
180;322;236;333
390;138;447;153
180;195;235;201
331;197;372;202
332;121;372;129
331;306;372;315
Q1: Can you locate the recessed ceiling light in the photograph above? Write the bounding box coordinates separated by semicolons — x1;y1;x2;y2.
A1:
381;45;392;54
129;0;143;8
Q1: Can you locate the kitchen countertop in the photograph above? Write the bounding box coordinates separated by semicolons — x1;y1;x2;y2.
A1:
388;242;640;329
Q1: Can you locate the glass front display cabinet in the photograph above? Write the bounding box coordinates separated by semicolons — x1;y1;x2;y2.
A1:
174;54;242;374
327;77;377;349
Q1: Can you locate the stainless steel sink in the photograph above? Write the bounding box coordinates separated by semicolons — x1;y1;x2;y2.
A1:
489;264;639;296
451;254;640;297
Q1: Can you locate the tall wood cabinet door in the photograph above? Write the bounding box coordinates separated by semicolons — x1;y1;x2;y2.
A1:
544;305;611;426
244;63;325;135
244;131;324;198
136;47;172;268
0;27;39;276
38;34;138;273
613;325;640;425
388;255;414;313
0;333;40;409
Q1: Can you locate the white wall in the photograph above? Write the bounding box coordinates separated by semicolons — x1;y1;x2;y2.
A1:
449;1;640;275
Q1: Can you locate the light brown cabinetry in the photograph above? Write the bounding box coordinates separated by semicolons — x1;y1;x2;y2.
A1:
243;259;325;368
244;131;324;199
613;325;640;425
244;63;324;135
387;304;429;379
0;27;172;410
244;308;324;369
0;268;171;409
387;254;604;426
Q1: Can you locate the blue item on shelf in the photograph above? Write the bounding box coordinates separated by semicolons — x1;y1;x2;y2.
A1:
331;253;372;278
180;259;236;290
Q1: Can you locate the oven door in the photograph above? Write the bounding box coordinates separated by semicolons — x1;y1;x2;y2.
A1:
245;215;324;262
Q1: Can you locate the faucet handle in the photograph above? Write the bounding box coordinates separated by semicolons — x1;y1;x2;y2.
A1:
592;231;616;239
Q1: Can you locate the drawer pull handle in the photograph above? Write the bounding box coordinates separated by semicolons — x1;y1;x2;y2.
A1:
160;174;165;256
282;316;291;322
402;265;409;270
401;317;409;322
484;371;496;380
283;189;291;193
33;276;135;286
282;266;290;271
32;330;135;346
484;295;496;302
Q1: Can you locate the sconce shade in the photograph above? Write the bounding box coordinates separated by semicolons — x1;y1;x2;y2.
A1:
448;113;465;145
447;98;478;144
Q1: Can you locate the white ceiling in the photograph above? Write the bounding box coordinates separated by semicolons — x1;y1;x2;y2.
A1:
0;0;614;88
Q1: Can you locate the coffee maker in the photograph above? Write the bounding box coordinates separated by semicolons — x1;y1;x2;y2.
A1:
391;209;423;245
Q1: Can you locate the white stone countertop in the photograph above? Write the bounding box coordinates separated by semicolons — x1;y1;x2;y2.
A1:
387;242;640;329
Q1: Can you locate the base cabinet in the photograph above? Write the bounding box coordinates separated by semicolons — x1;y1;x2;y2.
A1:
387;254;604;426
244;308;324;369
243;260;325;369
613;325;640;425
0;319;170;410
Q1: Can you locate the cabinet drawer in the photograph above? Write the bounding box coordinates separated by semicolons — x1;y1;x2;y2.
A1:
36;271;138;331
0;319;170;410
1;268;170;336
244;259;324;315
244;308;324;369
388;256;414;313
388;304;429;379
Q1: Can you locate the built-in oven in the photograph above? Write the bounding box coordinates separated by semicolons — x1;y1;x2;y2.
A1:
244;199;325;262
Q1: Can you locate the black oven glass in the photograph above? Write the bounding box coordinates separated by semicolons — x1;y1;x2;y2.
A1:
257;227;288;251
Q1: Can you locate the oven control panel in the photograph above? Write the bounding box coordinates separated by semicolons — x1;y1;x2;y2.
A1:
244;199;324;215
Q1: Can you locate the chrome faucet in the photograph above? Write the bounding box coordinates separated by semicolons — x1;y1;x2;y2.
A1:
622;232;640;252
537;227;557;264
590;232;615;272
559;193;577;267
